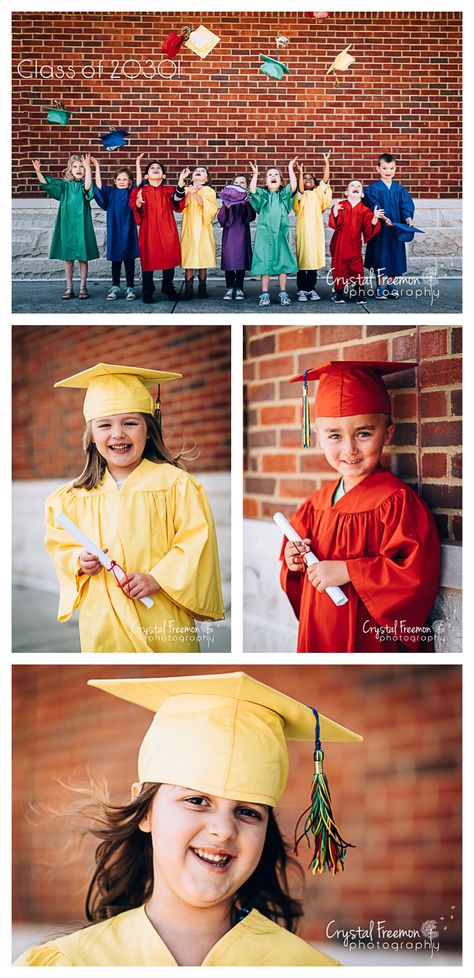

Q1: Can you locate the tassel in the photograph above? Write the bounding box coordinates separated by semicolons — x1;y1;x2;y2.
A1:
302;370;311;448
294;708;354;875
155;384;162;438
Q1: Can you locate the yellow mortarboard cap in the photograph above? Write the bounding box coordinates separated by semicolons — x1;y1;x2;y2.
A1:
54;362;182;422
88;671;362;810
326;44;355;77
184;25;220;59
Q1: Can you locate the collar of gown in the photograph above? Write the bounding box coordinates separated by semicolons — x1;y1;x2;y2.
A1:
315;466;402;513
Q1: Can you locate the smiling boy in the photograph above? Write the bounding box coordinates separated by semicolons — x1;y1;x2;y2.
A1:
280;361;440;653
363;153;415;300
328;180;382;303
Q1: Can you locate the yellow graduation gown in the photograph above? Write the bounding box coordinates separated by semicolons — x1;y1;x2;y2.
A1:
14;906;342;966
44;460;225;653
293;182;333;270
180;186;217;269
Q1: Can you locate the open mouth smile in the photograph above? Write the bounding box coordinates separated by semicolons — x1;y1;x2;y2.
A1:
108;443;132;454
191;847;234;870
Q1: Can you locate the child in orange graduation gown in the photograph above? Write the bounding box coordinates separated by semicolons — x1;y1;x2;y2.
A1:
329;181;382;303
280;361;441;653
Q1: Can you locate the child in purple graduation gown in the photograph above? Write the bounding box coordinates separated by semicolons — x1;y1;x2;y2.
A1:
217;176;255;300
363;153;415;300
90;157;141;301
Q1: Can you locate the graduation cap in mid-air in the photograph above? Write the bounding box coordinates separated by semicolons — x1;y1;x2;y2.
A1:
389;222;425;243
326;44;355;84
161;27;192;58
259;35;290;80
218;184;249;207
184;24;220;59
42;100;72;125
98;129;130;151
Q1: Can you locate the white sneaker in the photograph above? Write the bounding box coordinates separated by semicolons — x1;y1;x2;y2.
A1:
296;290;308;302
306;290;321;301
223;288;233;300
235;288;245;300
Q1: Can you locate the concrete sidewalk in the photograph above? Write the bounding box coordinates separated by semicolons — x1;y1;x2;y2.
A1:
12;586;231;653
12;276;461;315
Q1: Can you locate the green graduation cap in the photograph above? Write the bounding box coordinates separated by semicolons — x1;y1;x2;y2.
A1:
42;100;72;126
259;54;290;80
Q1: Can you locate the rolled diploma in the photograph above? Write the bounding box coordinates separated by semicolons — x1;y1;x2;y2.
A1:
273;511;348;607
54;510;154;609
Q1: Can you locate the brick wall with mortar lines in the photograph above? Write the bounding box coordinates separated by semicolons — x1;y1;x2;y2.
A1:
12;664;462;949
243;325;462;542
12;324;231;477
12;10;461;198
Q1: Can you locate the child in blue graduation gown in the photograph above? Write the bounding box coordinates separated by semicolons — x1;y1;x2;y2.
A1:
363;153;415;300
90;157;140;301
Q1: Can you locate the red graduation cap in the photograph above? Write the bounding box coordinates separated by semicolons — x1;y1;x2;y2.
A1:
161;28;191;58
290;360;417;419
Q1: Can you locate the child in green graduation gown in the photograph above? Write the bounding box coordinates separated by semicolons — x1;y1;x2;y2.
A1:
248;159;298;306
14;671;361;966
32;153;99;300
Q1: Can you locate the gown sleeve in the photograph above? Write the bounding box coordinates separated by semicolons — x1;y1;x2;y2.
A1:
361;182;378;212
199;186;218;226
217;202;229;227
279;498;315;620
400;183;415;221
93;182;111;209
149;473;225;622
248;187;266;212
280;182;297;211
316;180;333;211
362;207;380;242
346;488;440;648
14;944;71;966
129;185;143;225
41;176;64;201
44;486;90;621
292;192;305;217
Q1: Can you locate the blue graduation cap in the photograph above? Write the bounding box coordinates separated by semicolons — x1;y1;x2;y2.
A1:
99;129;130;151
389;222;425;243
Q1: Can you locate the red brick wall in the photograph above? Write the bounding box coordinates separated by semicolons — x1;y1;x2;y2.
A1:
244;325;462;542
12;11;461;198
12;664;461;951
12;324;231;477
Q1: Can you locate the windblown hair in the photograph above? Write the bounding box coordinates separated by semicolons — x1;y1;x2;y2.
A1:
70;412;186;492
62;155;84;181
85;782;304;932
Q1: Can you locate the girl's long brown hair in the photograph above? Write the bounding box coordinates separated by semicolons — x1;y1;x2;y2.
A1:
85;783;304;932
70;413;186;492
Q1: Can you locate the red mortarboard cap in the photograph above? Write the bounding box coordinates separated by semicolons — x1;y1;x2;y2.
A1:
161;31;188;58
290;361;417;417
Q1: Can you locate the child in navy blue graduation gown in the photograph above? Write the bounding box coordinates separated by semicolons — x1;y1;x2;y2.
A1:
363;153;415;300
90;157;140;301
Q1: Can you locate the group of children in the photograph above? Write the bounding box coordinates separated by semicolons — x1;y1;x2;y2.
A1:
32;152;415;304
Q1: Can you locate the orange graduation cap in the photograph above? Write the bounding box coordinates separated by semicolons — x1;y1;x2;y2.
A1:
290;360;416;447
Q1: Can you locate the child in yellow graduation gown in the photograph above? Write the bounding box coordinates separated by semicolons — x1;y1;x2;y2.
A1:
180;166;218;299
44;364;224;653
293;153;332;302
14;670;362;965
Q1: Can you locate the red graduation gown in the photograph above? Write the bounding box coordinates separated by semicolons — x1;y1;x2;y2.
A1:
329;200;379;289
129;185;184;272
280;468;440;653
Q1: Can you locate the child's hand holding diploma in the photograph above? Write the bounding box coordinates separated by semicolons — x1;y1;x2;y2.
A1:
284;538;311;571
307;560;351;592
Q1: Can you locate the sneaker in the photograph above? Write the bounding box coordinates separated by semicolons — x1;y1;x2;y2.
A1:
258;292;270;306
386;283;399;299
331;291;346;303
107;286;121;301
125;286;137;300
306;290;321;301
223;288;234;300
296;290;308;302
234;288;245;300
376;285;388;300
279;291;291;306
356;288;366;304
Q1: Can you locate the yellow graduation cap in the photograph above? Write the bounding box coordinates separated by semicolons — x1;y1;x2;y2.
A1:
184;24;220;59
326;44;355;80
89;671;362;874
54;362;182;423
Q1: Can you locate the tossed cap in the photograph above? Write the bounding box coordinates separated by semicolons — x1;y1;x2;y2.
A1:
389;221;425;243
218;183;249;207
290;360;417;417
54;362;182;422
88;671;362;807
161;29;190;58
326;44;355;75
99;129;129;151
184;24;220;59
259;54;290;80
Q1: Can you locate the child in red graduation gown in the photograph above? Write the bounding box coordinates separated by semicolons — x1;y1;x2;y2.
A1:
329;181;382;303
129;161;189;303
280;361;441;653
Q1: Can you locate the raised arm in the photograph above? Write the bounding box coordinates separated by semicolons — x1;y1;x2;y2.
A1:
297;160;305;194
288;157;298;193
32;158;47;185
249;160;259;195
90;156;101;190
136;153;144;188
322;149;332;185
82;154;92;191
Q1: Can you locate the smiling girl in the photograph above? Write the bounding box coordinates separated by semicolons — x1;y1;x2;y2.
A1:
248;159;299;306
180;165;218;299
32;154;99;299
280;360;440;653
90;156;141;301
44;363;224;652
14;670;361;966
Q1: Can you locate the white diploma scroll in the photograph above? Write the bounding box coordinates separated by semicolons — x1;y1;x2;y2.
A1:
54;510;154;609
273;511;348;607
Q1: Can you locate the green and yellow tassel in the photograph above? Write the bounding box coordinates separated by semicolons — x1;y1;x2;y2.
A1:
302;370;311;448
294;708;354;875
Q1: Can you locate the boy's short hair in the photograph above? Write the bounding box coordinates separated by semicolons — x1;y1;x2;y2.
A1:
378;153;396;165
144;160;167;177
114;166;133;182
